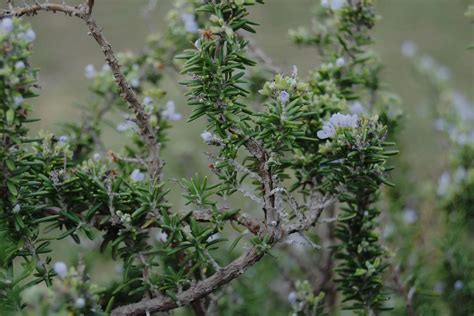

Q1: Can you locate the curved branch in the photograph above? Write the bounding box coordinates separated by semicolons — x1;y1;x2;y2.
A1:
111;247;266;316
0;3;162;180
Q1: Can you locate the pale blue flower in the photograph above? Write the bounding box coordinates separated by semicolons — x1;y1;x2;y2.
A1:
130;78;140;88
402;208;417;224
13;95;24;108
15;61;25;70
181;13;198;33
317;113;358;139
75;298;86;309
322;0;346;10
23;29;36;42
335;57;346;67
201;131;213;143
0;18;13;33
59;135;69;143
84;64;96;79
279;91;290;105
401;41;417;58
130;169;145;182
454;280;464;290
350;101;365;114
437;171;450;196
155;230;168;242
288;291;298;305
162;100;182;121
53;261;68;278
93;153;101;161
143;96;153;106
117;120;136;132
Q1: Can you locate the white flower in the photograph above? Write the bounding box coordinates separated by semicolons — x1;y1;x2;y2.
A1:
350;101;365;114
75;297;86;309
102;64;111;72
402;208;417;224
279;91;290;105
143;96;153;106
437;171;450;196
155;231;168;243
335;57;346;67
93;153;101;161
59;135;69;143
84;64;96;79
288;291;298;305
317;113;359;139
0;18;13;34
321;0;330;8
454;280;464;290
201;131;214;143
162;100;182;121
15;61;25;70
13;95;24;108
181;13;198;33
130;169;145;182
53;261;68;278
401;41;417;58
130;78;140;88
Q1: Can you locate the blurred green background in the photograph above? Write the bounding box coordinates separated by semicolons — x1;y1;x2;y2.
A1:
28;0;473;181
20;0;473;298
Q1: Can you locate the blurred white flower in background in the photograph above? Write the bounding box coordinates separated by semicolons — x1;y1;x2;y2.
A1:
401;41;417;58
321;0;346;10
53;261;68;278
454;280;464;290
116;120;136;132
288;291;298;305
402;208;418;224
437;171;450;196
75;297;86;309
162;100;182;121
181;13;198;33
84;64;96;79
349;101;365;114
336;57;346;67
